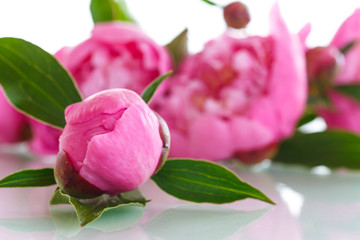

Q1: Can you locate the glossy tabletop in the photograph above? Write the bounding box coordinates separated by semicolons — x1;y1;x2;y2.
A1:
0;146;359;240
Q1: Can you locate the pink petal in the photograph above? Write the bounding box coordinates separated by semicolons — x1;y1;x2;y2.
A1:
268;3;307;137
79;104;162;194
187;115;233;161
330;9;360;49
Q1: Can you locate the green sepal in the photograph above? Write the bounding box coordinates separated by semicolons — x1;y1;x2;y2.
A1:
50;189;147;226
166;29;188;69
141;71;172;104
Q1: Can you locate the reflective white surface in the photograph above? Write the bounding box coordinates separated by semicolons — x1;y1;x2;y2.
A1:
0;149;359;240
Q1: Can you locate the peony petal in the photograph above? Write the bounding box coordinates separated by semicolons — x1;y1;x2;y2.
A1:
268;3;307;138
0;89;26;143
330;9;360;49
64;89;144;124
79;104;161;194
336;45;360;84
187;115;233;161
319;90;360;134
28;119;62;155
229;117;275;151
297;23;311;51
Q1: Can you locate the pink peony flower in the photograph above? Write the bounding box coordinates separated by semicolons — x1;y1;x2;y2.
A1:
29;22;172;155
55;89;169;198
0;89;27;144
55;22;171;98
154;4;307;162
314;9;360;133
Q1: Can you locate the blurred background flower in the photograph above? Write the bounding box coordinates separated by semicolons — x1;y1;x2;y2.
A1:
154;4;306;162
307;10;360;134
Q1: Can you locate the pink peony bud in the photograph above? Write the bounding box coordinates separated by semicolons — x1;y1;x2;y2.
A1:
55;89;169;198
306;46;343;82
223;2;250;29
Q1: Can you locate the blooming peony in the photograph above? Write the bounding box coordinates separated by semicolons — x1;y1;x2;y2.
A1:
154;4;307;162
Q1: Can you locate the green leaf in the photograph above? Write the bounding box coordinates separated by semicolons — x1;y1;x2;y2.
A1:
201;0;218;6
273;130;360;169
0;38;82;128
51;189;147;226
141;71;172;104
340;40;358;54
166;29;188;69
297;110;317;128
0;168;56;187
90;0;135;23
334;84;360;103
151;159;274;204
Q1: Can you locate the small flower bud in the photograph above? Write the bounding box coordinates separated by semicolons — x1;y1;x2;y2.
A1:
223;2;250;29
306;46;344;83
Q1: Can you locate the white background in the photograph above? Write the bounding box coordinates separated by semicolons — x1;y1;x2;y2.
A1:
0;0;359;54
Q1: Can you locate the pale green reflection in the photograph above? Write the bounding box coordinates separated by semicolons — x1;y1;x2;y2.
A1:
0;216;54;232
50;205;144;239
142;205;268;240
268;164;360;203
267;163;360;240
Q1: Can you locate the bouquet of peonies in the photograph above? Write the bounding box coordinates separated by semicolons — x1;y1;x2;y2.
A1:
1;0;360;226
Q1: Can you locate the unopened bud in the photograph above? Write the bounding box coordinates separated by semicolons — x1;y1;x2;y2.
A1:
306;46;343;82
223;2;250;29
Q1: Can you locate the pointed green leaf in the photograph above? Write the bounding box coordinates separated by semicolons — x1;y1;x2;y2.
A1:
90;0;135;23
273;130;360;169
141;71;172;104
0;168;56;187
166;29;188;69
53;189;147;226
151;159;274;204
334;83;360;103
201;0;218;6
0;38;82;128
